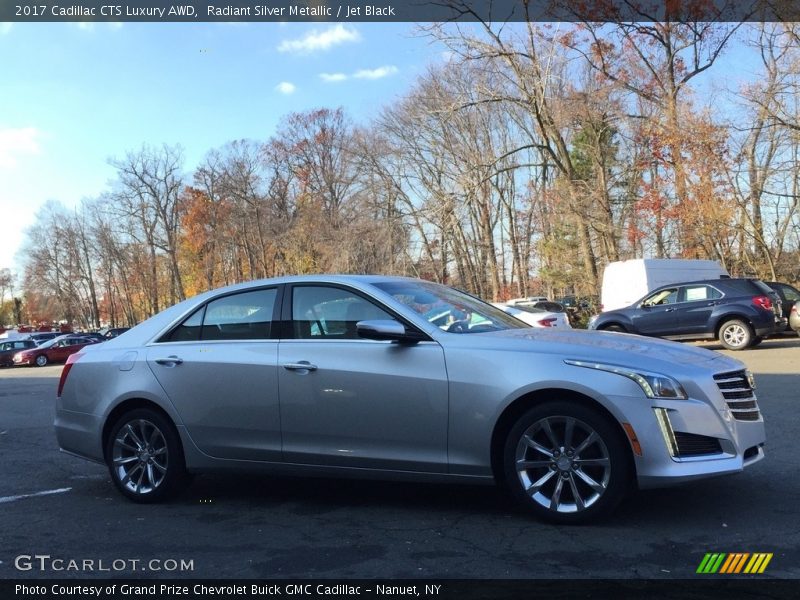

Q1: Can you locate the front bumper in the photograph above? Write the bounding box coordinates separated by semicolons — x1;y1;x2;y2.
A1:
13;354;33;365
612;372;766;489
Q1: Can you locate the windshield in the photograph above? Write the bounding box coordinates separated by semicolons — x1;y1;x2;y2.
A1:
373;280;529;334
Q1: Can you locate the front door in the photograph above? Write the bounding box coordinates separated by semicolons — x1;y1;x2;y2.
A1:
278;284;449;472
631;287;679;336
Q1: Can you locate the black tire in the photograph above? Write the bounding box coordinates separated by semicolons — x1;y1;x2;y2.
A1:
749;336;763;348
503;402;632;524
34;354;48;367
105;408;190;503
718;319;753;351
600;324;626;333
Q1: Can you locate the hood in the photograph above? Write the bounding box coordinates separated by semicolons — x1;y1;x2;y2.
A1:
470;328;742;372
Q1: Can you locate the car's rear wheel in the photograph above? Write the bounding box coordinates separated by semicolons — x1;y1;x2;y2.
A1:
106;408;190;503
35;354;48;367
718;319;753;351
503;402;631;524
600;324;625;333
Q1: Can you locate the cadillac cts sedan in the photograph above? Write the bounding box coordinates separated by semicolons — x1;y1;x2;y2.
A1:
55;275;766;523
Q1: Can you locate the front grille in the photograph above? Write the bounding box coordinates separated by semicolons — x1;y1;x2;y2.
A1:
674;432;723;457
714;370;761;421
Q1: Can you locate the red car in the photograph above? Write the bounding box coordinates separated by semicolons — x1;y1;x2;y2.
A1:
13;335;98;367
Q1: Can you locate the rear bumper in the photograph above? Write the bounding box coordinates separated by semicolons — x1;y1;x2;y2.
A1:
755;318;786;337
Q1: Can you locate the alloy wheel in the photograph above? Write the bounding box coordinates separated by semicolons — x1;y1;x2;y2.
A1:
514;415;611;514
111;419;169;495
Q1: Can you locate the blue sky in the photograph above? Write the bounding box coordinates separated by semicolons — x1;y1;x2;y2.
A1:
0;22;765;278
0;21;438;275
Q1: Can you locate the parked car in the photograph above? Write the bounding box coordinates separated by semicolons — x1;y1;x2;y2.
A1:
74;332;108;343
506;296;548;306
99;327;130;339
56;275;765;524
492;303;572;328
530;300;568;313
789;301;800;335
28;331;62;345
589;278;785;350
765;282;800;331
13;335;99;367
0;339;37;367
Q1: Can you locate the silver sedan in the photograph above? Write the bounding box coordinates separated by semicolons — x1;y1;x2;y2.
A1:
55;275;766;523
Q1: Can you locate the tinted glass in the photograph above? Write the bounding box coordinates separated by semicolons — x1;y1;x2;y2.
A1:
643;288;678;306
292;286;393;339
201;289;277;340
163;288;277;342
779;284;800;302
682;285;722;302
164;306;204;342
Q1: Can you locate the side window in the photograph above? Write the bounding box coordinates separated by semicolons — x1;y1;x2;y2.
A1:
780;284;800;302
161;288;277;342
292;286;393;340
164;306;204;342
202;289;277;340
682;285;720;302
644;288;678;306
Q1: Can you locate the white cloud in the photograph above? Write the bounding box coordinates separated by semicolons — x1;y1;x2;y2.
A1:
276;82;296;95
0;128;41;169
353;65;398;80
0;23;12;35
319;66;400;84
278;24;361;55
320;73;348;83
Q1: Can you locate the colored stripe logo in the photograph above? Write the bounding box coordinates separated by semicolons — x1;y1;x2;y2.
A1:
697;553;773;574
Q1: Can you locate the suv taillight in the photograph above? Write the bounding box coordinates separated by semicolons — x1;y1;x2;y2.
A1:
57;352;82;398
752;296;773;311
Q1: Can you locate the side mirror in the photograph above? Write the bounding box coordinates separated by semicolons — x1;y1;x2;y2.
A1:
356;320;424;344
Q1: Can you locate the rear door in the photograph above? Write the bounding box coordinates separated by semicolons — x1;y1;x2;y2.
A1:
673;284;723;335
147;286;282;461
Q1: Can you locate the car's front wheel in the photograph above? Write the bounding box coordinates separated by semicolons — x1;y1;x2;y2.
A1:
718;319;753;351
503;402;632;524
34;354;48;367
106;408;190;503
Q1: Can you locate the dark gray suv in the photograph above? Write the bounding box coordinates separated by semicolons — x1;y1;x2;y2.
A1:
589;278;786;350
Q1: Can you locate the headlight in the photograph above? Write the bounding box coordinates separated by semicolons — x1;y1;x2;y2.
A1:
746;369;756;390
564;359;687;400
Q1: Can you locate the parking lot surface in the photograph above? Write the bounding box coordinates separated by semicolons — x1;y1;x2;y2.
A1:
1;337;798;579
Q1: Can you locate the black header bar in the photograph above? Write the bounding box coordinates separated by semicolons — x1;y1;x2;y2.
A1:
3;0;800;23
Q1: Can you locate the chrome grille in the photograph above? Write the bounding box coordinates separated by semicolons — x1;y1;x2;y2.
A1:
713;370;760;421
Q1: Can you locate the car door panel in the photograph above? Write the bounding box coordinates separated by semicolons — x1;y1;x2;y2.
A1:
631;288;679;336
147;342;280;461
674;285;720;335
146;286;282;461
279;283;449;472
279;340;449;472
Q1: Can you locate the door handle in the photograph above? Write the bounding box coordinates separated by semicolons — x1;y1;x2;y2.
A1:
154;356;183;366
283;361;318;372
665;308;675;312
